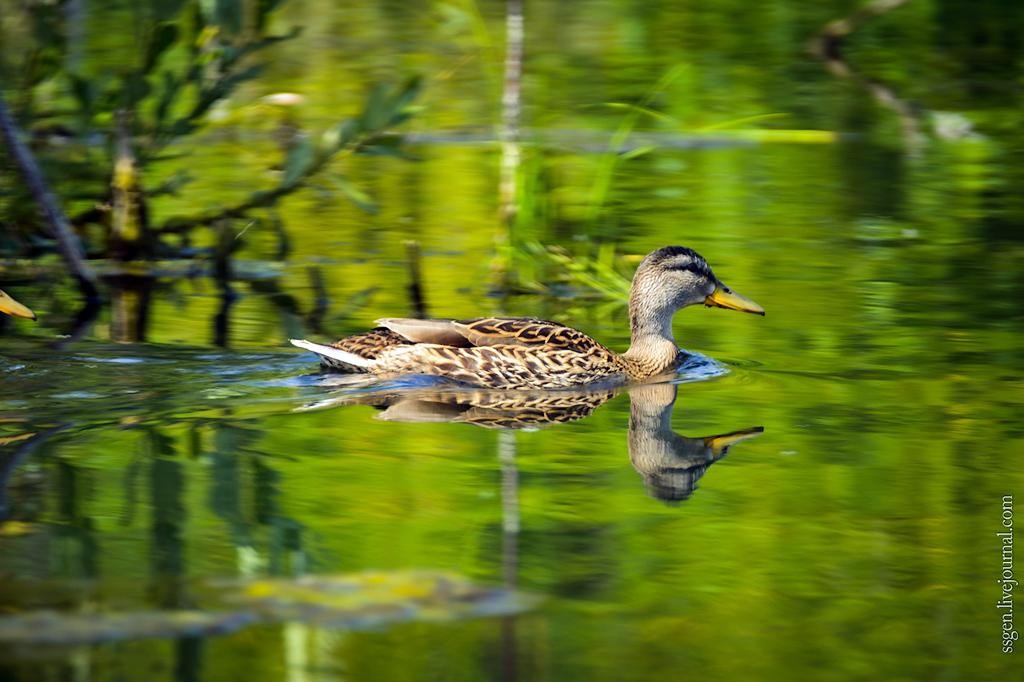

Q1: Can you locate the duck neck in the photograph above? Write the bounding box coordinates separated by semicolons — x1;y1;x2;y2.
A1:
622;299;680;379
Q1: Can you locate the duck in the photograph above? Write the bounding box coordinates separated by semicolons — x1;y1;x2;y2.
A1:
0;289;36;320
290;245;763;389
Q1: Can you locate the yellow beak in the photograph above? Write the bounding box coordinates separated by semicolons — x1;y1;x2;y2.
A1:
704;283;765;316
703;426;765;455
0;289;37;320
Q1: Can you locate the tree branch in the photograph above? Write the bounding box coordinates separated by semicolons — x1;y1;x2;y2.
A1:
0;94;99;302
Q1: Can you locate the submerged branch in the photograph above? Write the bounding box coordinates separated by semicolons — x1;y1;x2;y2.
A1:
0;424;72;521
810;0;924;150
812;0;910;63
157;137;358;233
159;183;303;233
0;95;99;302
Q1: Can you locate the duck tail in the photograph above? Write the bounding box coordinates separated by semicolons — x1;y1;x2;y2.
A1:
290;339;373;372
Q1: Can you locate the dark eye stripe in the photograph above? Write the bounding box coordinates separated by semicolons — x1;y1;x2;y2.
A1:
667;261;711;277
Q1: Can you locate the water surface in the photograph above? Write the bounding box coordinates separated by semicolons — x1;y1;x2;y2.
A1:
2;1;1023;680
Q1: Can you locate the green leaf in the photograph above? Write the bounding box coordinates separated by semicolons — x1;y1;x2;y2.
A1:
697;112;789;132
154;71;180;130
339;118;362;144
282;137;316;187
335;177;377;214
144;23;180;73
600;102;677;126
359;134;414;159
360;84;390;132
189;2;207;55
620;145;654;161
234;27;303;64
388;75;423;124
188;64;264;119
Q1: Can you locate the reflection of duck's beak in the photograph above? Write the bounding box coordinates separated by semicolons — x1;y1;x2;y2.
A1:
0;290;36;320
703;426;765;455
704;283;764;316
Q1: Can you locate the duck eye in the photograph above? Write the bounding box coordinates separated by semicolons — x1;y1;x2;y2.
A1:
667;261;704;276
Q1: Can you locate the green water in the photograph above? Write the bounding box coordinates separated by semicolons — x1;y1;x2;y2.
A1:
2;1;1024;679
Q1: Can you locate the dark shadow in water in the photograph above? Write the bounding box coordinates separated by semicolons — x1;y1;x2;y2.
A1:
213;285;239;348
325;381;763;504
0;424;69;522
109;276;155;343
52;297;103;349
145;433;204;682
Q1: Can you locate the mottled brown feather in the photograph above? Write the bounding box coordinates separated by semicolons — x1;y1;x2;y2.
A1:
331;327;411;360
319;317;628;388
369;342;624;388
453;317;602;354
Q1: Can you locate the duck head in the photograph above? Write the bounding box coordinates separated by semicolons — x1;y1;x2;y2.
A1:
630;245;764;322
623;246;763;377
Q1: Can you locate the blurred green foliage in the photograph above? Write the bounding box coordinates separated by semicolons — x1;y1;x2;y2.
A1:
0;0;420;258
0;2;1023;680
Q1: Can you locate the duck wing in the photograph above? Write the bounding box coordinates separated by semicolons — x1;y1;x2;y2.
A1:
331;327;412;360
378;317;604;354
374;318;473;346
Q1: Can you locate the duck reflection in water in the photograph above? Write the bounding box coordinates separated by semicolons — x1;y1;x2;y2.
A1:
626;383;762;503
309;380;762;503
